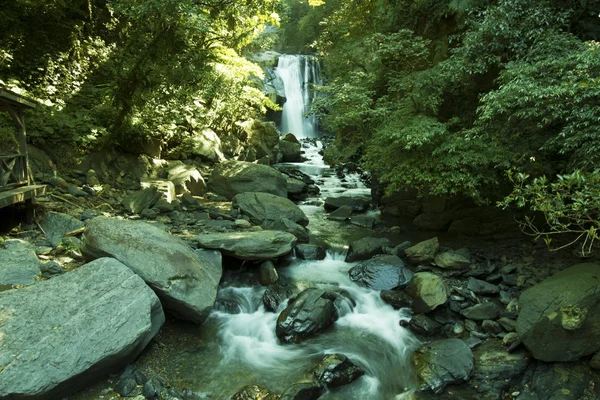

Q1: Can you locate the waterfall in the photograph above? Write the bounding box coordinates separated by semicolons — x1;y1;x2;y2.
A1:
275;54;321;138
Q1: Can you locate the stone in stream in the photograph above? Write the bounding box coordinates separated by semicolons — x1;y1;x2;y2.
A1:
196;231;297;261
467;277;500;295
380;290;413;309
406;272;448;313
348;255;413;290
121;186;162;214
39;211;85;248
279;380;325;400
295;244;327;261
516;263;600;362
327;205;353;221
388;241;412;258
0;257;164;400
0;239;41;286
413;338;474;393
276;288;340;343
402;313;442;337
280;139;302;162
263;280;301;312
345;237;392;262
311;353;365;388
82;217;222;324
231;384;279;400
434;249;471;270
460;302;501;321
258;260;279;286
286;177;307;196
262;218;309;243
208;160;287;199
233;192;309;227
324;196;371;212
404;237;439;264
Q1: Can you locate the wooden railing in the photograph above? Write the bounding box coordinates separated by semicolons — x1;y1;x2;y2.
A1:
0;154;27;190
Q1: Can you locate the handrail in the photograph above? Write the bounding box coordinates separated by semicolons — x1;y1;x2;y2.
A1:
0;154;27;190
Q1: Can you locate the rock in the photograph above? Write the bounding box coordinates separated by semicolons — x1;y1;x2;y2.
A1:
196;230;297;260
152;199;175;213
231;384;279;400
405;237;439;264
180;192;201;210
467;277;500;295
516;263;600;362
591;352;600;370
85;169;101;186
245;120;280;159
311;353;364;388
469;340;530;397
78;151;151;190
350;214;379;229
279;381;324;400
167;161;206;195
404;313;442;336
232;192;308;226
413;211;453;231
388;241;412;258
348;255;413;290
295;244;326;261
434;250;471;270
140;179;177;202
406;272;448;313
481;320;503;334
461;302;501;321
282;132;300;144
262;218;309;243
380;290;413;309
286;177;307;196
276;288;339;343
82;217;222;324
140;208;158;220
235;219;253;229
521;362;600;400
208;160;288;199
345;237;392;262
188;128;225;162
0;258;164;399
40;211;85;248
121;187;162;214
448;218;481;235
263;281;301;312
0;239;41;286
324;196;370;212
413;338;474;393
258;261;279;286
327;205;353;221
280;139;302;162
498;317;517;332
502;332;520;347
40;261;64;278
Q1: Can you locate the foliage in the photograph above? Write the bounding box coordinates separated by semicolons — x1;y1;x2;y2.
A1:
500;170;600;257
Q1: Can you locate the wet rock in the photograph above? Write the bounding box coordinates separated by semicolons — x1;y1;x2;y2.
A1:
279;380;324;400
349;255;413;290
280;139;302;162
380;290;413;309
469;340;530;397
0;239;41;286
276;288;339;343
413;338;474;393
121;186;162;214
263;281;301;312
405;237;439;264
345;237;392;262
208;160;287;199
231;384;279;400
519;362;600;400
233;192;309;226
403;313;442;336
327;205;353;221
324;196;370;212
406;272;448;313
516;263;600;362
0;258;164;399
295;244;326;261
40;211;85;248
388;241;412;258
196;230;297;261
461;302;501;321
350;214;379;229
258;261;279;286
142;375;185;400
287;177;307;198
311;353;365;388
434;249;471;270
467;277;500;295
82;217;222;324
262;218;309;243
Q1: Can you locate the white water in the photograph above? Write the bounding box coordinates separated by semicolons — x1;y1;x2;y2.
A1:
275;55;321;138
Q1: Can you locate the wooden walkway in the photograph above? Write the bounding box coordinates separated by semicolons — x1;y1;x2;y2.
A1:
0;185;46;209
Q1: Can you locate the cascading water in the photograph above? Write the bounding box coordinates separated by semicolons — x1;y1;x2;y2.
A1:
275;54;321;138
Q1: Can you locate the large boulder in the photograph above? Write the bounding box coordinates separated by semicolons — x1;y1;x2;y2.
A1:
244;120;280;159
348;255;413;290
233;192;309;227
82;217;222;324
167;161;206;195
0;258;164;399
189;128;225;162
208;160;287;199
434;249;471;270
345;237;392;262
413;338;474;393
196;231;297;261
0;239;41;286
276;288;340;343
516;263;600;362
324;196;371;212
279;139;302;162
262;218;309;243
406;272;448;313
39;211;85;248
121;187;162;214
404;237;439;264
